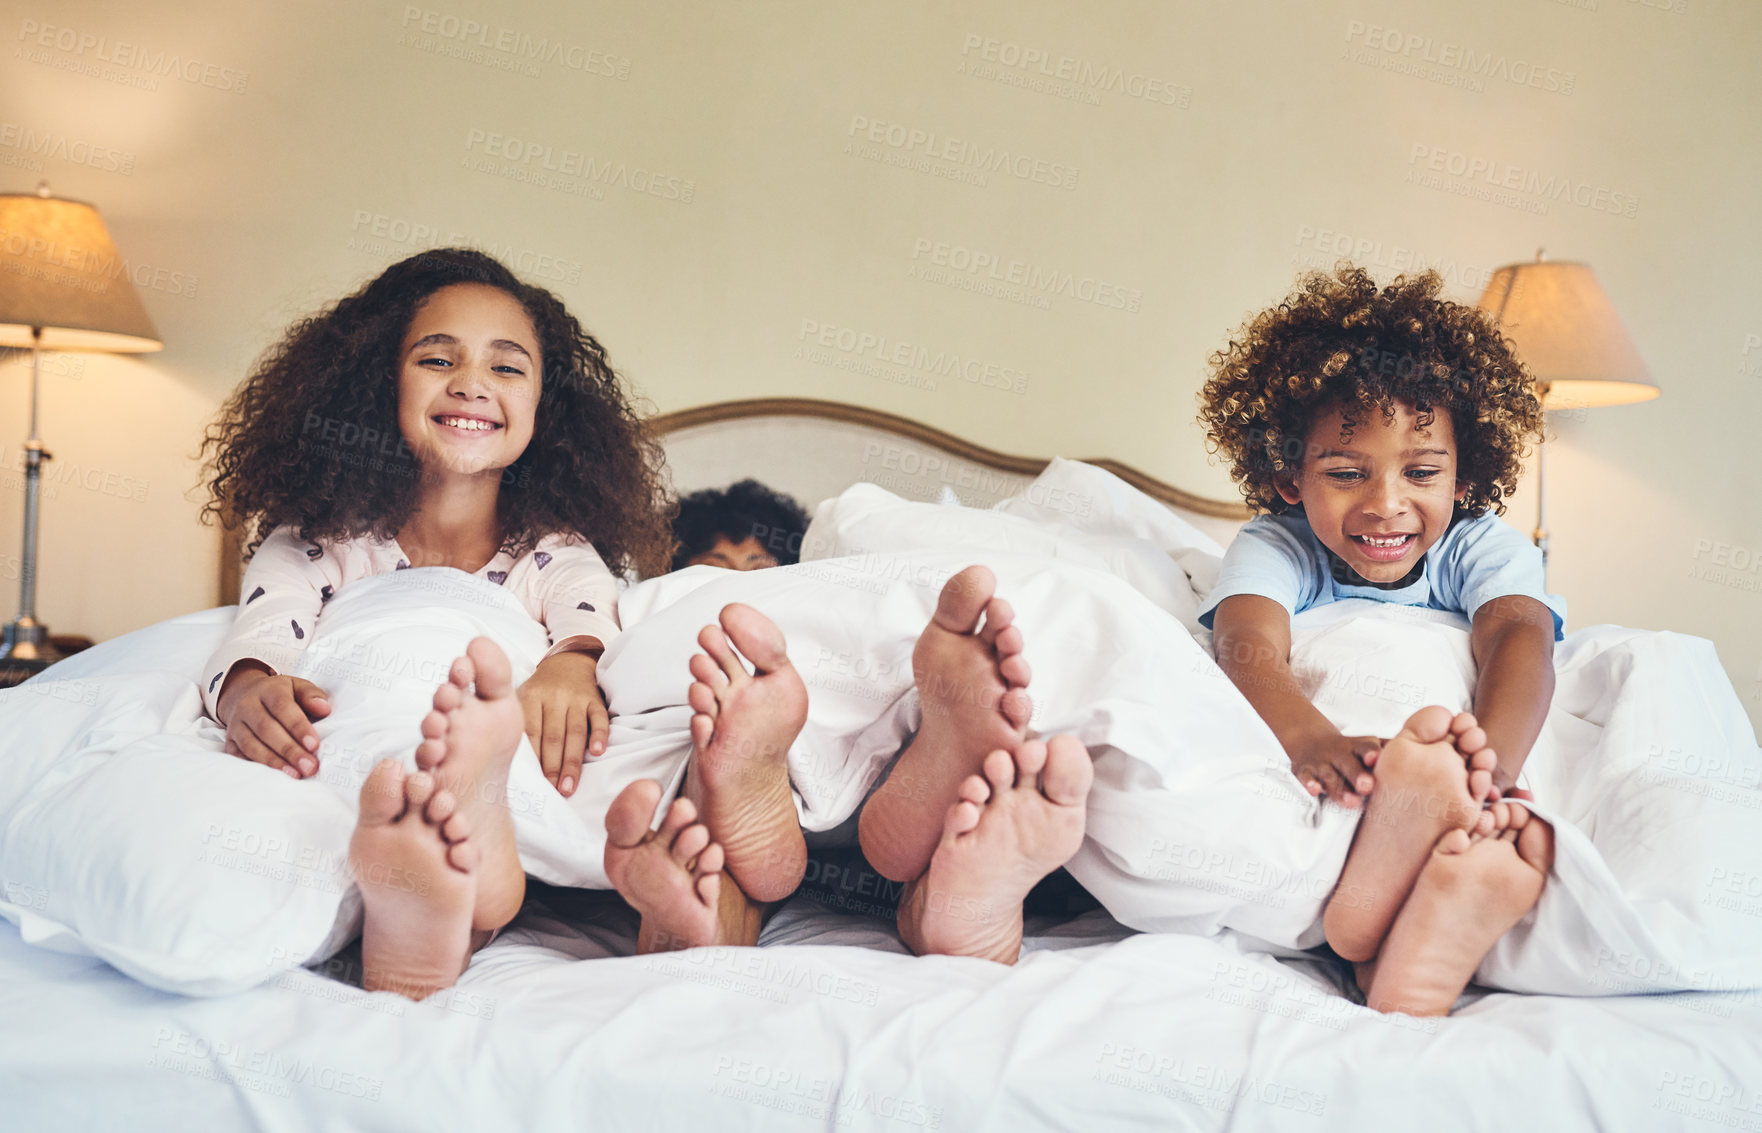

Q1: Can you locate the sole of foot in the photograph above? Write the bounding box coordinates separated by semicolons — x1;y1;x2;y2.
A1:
682;603;809;903
414;637;527;934
1366;800;1554;1017
604;779;725;954
899;735;1092;965
350;759;477;1000
1323;705;1497;964
859;565;1032;884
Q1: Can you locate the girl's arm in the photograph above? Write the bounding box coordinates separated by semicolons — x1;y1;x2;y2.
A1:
521;541;624;797
1211;594;1378;806
202;528;333;776
1468;595;1556;796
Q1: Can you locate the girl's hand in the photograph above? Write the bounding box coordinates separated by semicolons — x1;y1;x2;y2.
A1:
217;663;331;779
518;651;609;797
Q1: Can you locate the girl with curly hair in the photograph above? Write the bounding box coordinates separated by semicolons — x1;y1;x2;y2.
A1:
197;249;675;995
1197;264;1560;1016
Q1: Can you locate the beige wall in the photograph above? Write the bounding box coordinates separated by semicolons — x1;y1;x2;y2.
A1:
3;0;1758;731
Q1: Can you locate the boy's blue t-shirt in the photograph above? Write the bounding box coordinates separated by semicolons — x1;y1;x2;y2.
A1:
1196;510;1566;640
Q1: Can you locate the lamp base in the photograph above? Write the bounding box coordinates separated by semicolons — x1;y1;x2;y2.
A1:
0;617;63;669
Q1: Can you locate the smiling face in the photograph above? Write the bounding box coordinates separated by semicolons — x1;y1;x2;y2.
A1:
1276;399;1468;585
395;282;541;479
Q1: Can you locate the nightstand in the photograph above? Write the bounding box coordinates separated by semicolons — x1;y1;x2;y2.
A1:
0;636;95;689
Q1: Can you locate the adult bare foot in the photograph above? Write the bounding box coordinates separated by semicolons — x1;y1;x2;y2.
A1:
897;735;1091;964
350;759;477;1000
859;565;1032;883
414;637;527;934
681;603;809;903
1366;800;1554;1016
1323;705;1495;963
604;779;725;954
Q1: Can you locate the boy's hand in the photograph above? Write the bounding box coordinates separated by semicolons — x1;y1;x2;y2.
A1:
518;651;609;798
218;664;331;779
1289;733;1379;807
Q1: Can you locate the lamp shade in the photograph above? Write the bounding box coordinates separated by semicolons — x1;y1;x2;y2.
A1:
1477;258;1656;409
0;191;162;352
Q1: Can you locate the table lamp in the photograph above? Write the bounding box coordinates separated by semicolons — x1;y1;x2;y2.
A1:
1476;252;1658;581
0;184;162;669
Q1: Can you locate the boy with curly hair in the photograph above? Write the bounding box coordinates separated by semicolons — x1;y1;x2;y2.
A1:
1197;264;1560;1016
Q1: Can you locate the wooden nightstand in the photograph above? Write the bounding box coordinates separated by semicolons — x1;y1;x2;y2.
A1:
0;636;95;689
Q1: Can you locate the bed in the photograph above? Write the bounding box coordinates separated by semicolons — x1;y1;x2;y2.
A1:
6;398;1761;1132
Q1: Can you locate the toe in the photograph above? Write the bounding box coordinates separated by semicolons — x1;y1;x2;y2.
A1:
932;566;996;634
465;637;515;699
991;624;1024;659
424;787;458;826
1435;828;1472;855
687;680;719;717
403;771;436;812
719;604;791;673
1457;726;1489;755
1014;737;1048;780
1448;711;1478;737
977;597;1015;644
446;839;479;873
440;811;472;844
955;772;992;806
415;738;446;770
1399;705;1456;744
999;654;1031;690
1000;687;1033;728
655;797;699;841
671;823;711;864
358;760;408;825
689;712;715;754
695;842;725;878
695;871;721;909
1040;735;1094;806
698;624;749;684
982;748;1017;792
432;683;463;715
420;707;451;739
1515;814;1555;872
946;799;983;836
688;650;729;692
448;653;476;691
605;780;664;849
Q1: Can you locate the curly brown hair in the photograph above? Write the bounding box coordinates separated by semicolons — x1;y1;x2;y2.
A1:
202;248;675;576
1197;263;1544;517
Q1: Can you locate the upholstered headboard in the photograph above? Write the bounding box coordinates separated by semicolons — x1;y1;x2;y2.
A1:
218;397;1250;598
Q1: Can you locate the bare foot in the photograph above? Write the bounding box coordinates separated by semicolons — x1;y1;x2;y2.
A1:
1442;709;1499;802
681;604;809;903
350;759;477;999
415;637;527;934
859;566;1032;883
604;779;725;954
897;735;1091;964
1323;706;1495;963
1366;800;1554;1016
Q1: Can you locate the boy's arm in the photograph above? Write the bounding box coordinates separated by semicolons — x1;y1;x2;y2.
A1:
1468;595;1555;796
1212;594;1378;806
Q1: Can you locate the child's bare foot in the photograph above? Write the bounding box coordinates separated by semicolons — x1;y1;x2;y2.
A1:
350;760;476;1000
897;736;1091;964
1366;800;1554;1016
414;637;527;934
1323;705;1495;963
859;565;1032;883
604;779;725;954
681;604;808;903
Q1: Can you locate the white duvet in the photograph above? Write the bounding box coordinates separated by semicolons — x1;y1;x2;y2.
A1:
1;459;1758;1004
